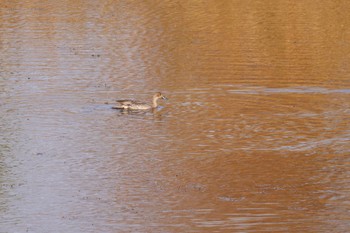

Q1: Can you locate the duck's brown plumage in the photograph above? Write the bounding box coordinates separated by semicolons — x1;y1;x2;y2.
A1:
113;92;167;110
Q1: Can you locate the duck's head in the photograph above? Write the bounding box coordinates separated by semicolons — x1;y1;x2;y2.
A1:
154;92;168;100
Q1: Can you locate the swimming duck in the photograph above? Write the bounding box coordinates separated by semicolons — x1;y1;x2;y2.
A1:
112;92;167;110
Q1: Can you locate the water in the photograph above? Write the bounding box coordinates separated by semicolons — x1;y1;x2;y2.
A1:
1;1;349;232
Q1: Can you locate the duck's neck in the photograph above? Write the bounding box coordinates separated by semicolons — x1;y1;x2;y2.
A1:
152;98;158;108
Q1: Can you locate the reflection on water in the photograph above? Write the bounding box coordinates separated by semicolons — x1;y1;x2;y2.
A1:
1;1;349;232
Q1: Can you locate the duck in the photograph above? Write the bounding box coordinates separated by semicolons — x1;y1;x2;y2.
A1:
112;92;167;110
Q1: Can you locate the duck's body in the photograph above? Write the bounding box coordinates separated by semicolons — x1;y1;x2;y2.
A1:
113;92;167;110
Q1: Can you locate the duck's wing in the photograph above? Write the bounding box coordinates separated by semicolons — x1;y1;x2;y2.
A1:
115;99;134;106
116;99;146;105
112;100;132;109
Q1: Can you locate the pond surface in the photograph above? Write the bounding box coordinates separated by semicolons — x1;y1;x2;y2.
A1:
0;1;349;232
